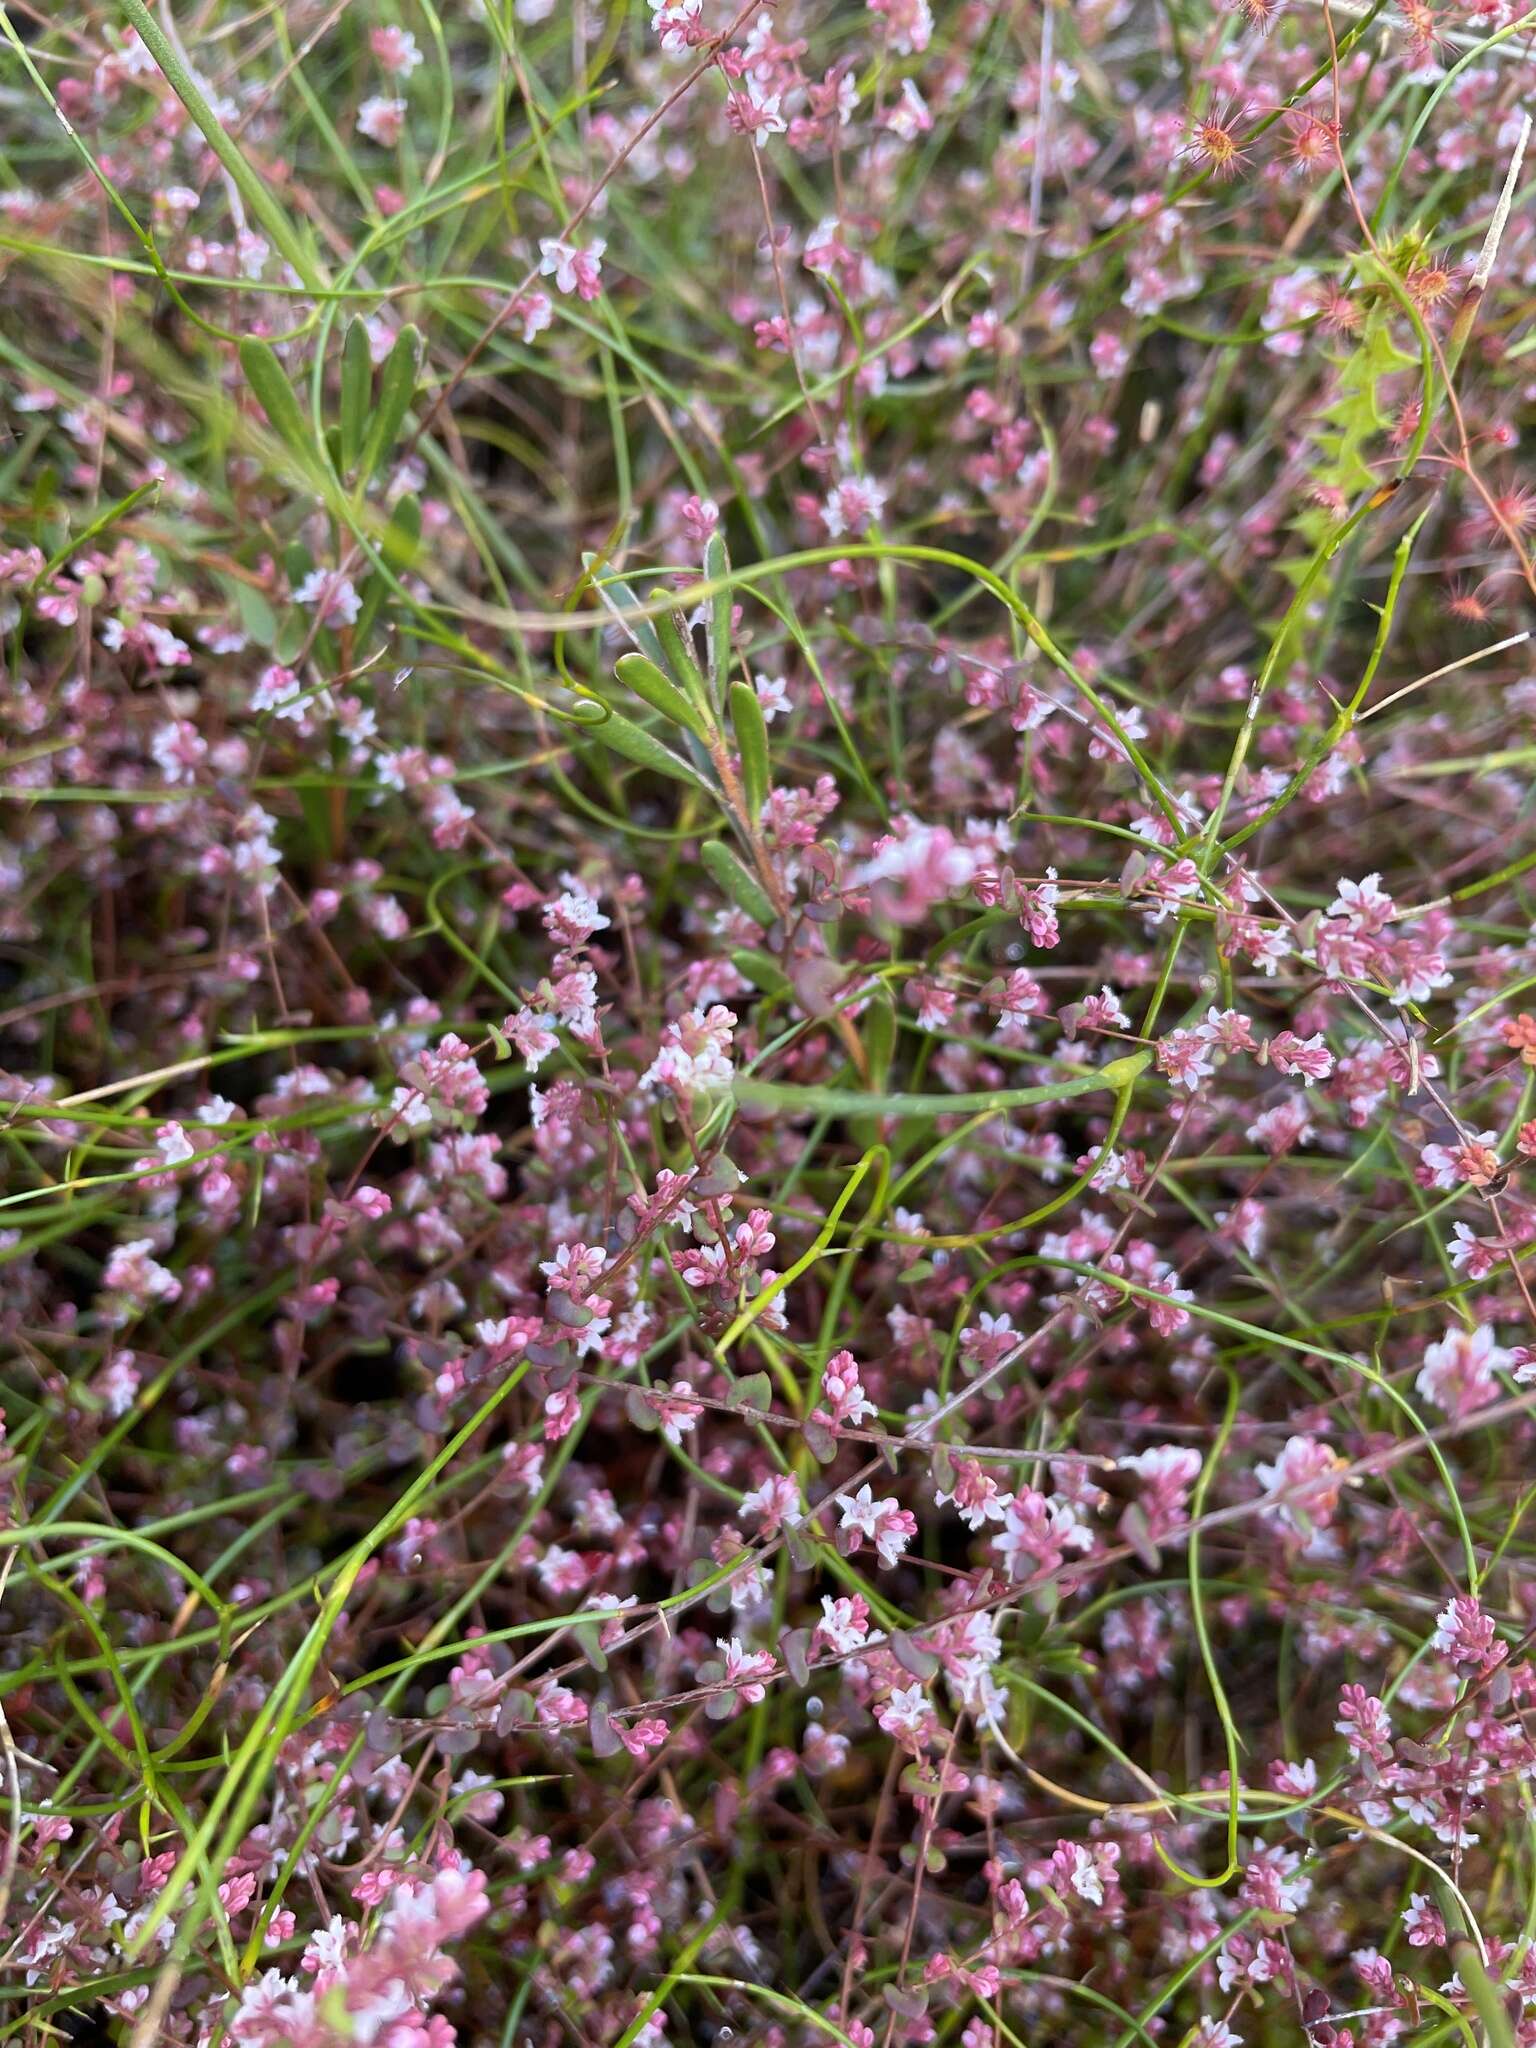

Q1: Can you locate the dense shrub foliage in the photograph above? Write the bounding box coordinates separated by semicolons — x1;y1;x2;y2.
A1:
5;1;1536;2043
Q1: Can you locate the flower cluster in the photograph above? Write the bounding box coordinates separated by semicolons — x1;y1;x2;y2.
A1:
5;2;1536;2045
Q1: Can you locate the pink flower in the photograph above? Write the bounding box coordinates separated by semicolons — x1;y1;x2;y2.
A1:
509;289;552;340
1419;1130;1500;1189
640;1004;737;1101
1432;1592;1504;1670
540;1387;578;1441
860;823;976;923
539;1239;606;1298
834;1484;916;1568
1157;1027;1216;1091
816;1593;876;1654
1402;1892;1446;1947
1329;872;1395;934
884;78;932;140
94;1354;141;1417
102;1238;181;1318
1415;1323;1510;1416
1253;1436;1348;1536
1037;1838;1123;1915
726;73;788;148
370;25;422;74
816;1349;877;1429
822;473;887;538
1247;1097;1314;1156
993;1486;1093;1577
934;1457;1011;1531
505;1006;559;1070
867;0;933;55
292;568;361;627
1119;1444;1202;1540
644;1379;703;1445
1265;1030;1333;1081
651;0;706;55
1334;1683;1392;1767
539;237;605;301
356;95;405;145
740;1472;801;1534
616;1715;669;1758
875;1682;936;1749
754;671;791;721
1447;1221;1508;1279
717;1637;776;1705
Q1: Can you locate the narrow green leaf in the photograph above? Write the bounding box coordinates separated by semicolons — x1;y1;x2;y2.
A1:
296;783;335;860
729;679;770;818
119;0;326;293
238;338;316;467
339;318;372;476
583;556;667;669
703;529;731;706
353;573;386;649
581;707;709;790
614;651;708;740
863;984;897;1088
382;493;422;571
30;480;159;589
734;1048;1150;1121
352;495;421;645
731;948;791;999
653;605;708;709
30;464;57;520
360;325;421;483
700;840;776;928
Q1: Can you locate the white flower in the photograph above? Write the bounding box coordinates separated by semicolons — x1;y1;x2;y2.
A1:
538;237;605;301
822;473;888;539
754;673;791;721
818;1595;878;1653
651;0;702;54
1063;1841;1104;1905
875;1682;933;1745
292;570;361;627
386;1085;434;1135
1415;1323;1510;1412
835;1482;883;1541
356;95;405;146
155;1123;194;1167
639;1005;737;1104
